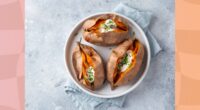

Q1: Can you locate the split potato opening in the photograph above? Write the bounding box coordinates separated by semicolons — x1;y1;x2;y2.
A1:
82;14;129;45
72;43;105;90
107;39;144;89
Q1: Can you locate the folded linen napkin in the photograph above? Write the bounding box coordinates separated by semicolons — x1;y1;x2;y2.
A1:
64;3;162;110
114;3;161;57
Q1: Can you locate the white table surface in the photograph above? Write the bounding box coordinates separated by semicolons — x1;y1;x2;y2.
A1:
26;0;174;110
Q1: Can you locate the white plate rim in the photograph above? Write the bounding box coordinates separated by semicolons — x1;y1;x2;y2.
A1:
64;12;151;98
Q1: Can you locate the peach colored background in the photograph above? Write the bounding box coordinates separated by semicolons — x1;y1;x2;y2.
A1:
0;0;24;110
176;0;200;109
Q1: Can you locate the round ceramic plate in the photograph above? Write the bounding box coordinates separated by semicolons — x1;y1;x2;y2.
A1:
64;12;151;98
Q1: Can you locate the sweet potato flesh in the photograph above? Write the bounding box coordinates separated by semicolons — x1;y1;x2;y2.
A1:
113;40;140;84
79;48;94;86
87;19;128;33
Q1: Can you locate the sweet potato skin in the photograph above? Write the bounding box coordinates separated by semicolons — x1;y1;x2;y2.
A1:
107;39;144;89
72;43;105;90
82;14;129;46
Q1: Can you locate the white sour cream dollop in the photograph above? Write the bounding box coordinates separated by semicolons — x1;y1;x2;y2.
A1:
100;19;116;33
87;66;95;83
120;50;134;72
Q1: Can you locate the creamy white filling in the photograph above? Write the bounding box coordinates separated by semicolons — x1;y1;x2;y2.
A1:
101;28;114;33
86;66;95;83
120;50;133;72
100;19;116;33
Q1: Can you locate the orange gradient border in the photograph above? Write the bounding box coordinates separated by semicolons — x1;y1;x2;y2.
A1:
0;0;24;110
176;0;200;109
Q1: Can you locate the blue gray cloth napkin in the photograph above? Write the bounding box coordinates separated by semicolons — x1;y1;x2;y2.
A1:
114;3;161;57
64;3;162;110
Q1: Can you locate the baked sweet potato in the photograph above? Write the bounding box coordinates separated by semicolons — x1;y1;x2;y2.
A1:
72;42;105;90
107;39;144;89
82;14;129;45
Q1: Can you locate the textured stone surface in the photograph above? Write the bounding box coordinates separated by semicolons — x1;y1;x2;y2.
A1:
26;0;174;110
